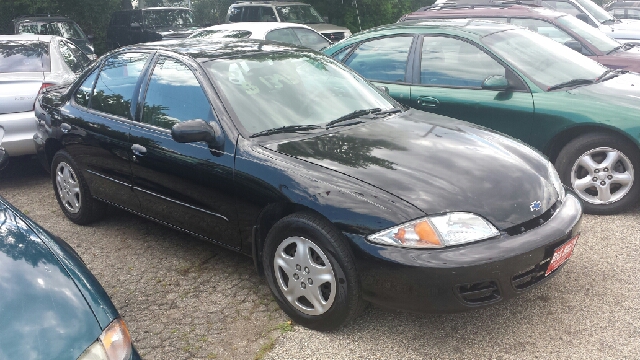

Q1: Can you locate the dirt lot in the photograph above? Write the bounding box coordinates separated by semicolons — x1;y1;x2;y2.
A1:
0;158;288;360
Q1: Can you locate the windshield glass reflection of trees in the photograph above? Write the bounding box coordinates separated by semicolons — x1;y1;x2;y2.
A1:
19;21;85;39
203;52;393;134
0;41;50;73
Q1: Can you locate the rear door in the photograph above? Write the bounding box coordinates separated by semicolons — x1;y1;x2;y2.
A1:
342;35;415;107
410;35;535;142
129;54;240;248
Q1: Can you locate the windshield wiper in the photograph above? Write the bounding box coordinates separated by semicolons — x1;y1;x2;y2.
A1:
325;108;381;128
609;42;638;54
601;19;617;25
596;68;625;83
547;79;594;91
373;107;403;116
249;124;322;138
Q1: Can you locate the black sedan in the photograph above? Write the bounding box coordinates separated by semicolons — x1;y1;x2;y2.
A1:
35;39;582;331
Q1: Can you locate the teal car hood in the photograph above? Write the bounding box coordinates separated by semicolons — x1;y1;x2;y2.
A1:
0;204;101;359
564;73;640;111
269;110;559;230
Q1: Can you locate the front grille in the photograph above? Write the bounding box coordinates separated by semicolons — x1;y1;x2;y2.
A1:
505;200;560;236
511;256;553;290
455;281;501;305
324;32;345;41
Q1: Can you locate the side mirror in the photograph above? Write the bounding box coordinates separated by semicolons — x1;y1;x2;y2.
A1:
130;22;142;30
87;34;95;42
323;16;329;23
576;13;590;24
377;85;389;94
482;75;509;91
171;119;224;148
564;40;583;52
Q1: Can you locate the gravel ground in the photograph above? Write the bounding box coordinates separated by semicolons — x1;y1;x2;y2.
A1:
2;157;639;359
0;158;288;360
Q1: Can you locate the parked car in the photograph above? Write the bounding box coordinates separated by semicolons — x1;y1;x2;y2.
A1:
226;1;351;42
400;4;640;72
11;14;96;59
106;7;201;50
605;0;640;20
432;0;640;43
0;196;140;359
35;38;581;330
0;126;7;170
189;22;330;51
0;35;91;166
325;19;640;215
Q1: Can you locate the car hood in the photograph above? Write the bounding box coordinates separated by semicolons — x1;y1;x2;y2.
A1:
566;72;640;110
155;26;201;38
600;21;640;41
0;204;101;359
598;46;640;72
266;110;559;230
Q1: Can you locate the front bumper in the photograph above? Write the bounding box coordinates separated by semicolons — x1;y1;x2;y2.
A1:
347;193;582;313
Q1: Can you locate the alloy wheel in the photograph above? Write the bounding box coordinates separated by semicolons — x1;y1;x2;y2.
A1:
571;147;634;205
55;162;82;214
273;236;336;316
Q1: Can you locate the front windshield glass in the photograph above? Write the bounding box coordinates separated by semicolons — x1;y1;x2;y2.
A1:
144;9;194;28
202;52;394;135
482;28;606;90
18;21;85;39
557;14;619;52
572;0;614;23
276;5;325;24
189;29;252;39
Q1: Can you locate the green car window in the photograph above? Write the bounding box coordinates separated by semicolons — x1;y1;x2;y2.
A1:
420;36;505;88
482;28;605;90
344;36;413;83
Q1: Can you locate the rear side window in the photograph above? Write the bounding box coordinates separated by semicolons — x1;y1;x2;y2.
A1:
265;28;300;45
242;7;261;22
292;28;330;51
228;7;242;22
344;36;413;82
90;52;150;119
141;56;215;130
59;40;90;73
0;40;51;73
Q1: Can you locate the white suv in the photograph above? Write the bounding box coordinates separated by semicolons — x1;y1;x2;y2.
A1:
226;1;351;42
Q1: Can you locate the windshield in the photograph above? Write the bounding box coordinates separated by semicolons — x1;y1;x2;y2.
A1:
144;9;194;28
557;14;619;52
571;0;615;23
189;29;252;39
202;52;394;135
0;40;51;73
276;5;325;24
482;29;606;90
18;21;86;40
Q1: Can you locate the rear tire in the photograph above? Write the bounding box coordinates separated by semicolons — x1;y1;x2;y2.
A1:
263;212;365;331
51;150;105;224
555;133;640;214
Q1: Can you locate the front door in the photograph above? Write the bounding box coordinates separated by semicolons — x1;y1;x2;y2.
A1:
410;36;535;143
129;55;240;248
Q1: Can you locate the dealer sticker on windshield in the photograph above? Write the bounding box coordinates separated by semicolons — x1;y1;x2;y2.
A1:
546;234;579;276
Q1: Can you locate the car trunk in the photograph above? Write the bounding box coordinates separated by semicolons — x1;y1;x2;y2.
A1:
0;72;45;114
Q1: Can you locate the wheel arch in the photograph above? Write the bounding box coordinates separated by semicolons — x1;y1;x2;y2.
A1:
44;138;64;170
544;124;640;163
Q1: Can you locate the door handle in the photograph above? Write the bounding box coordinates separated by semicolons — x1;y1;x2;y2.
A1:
60;123;71;133
131;144;147;157
416;96;440;108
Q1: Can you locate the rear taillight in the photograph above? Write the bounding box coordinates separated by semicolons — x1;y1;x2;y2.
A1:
34;82;55;111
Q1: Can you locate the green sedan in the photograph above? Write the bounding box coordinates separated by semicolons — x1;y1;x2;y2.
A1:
324;19;640;215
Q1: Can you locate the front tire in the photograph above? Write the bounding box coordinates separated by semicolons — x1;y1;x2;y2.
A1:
263;212;364;331
51;150;105;224
555;133;640;214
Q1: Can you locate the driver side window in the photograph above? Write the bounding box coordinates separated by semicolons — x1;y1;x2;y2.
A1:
420;36;505;88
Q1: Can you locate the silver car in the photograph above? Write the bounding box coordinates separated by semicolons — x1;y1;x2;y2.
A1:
0;34;91;164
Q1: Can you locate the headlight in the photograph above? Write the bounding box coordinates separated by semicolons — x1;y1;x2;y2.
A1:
547;161;565;200
78;318;132;360
367;213;499;248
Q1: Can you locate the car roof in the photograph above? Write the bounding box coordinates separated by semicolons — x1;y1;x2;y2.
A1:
360;19;520;39
231;1;311;6
0;34;57;42
404;4;567;20
127;38;307;61
197;22;313;34
13;15;72;22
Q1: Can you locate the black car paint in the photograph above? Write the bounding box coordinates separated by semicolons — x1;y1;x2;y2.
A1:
35;39;582;313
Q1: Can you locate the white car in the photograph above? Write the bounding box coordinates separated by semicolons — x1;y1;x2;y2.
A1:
0;34;91;164
188;22;331;51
